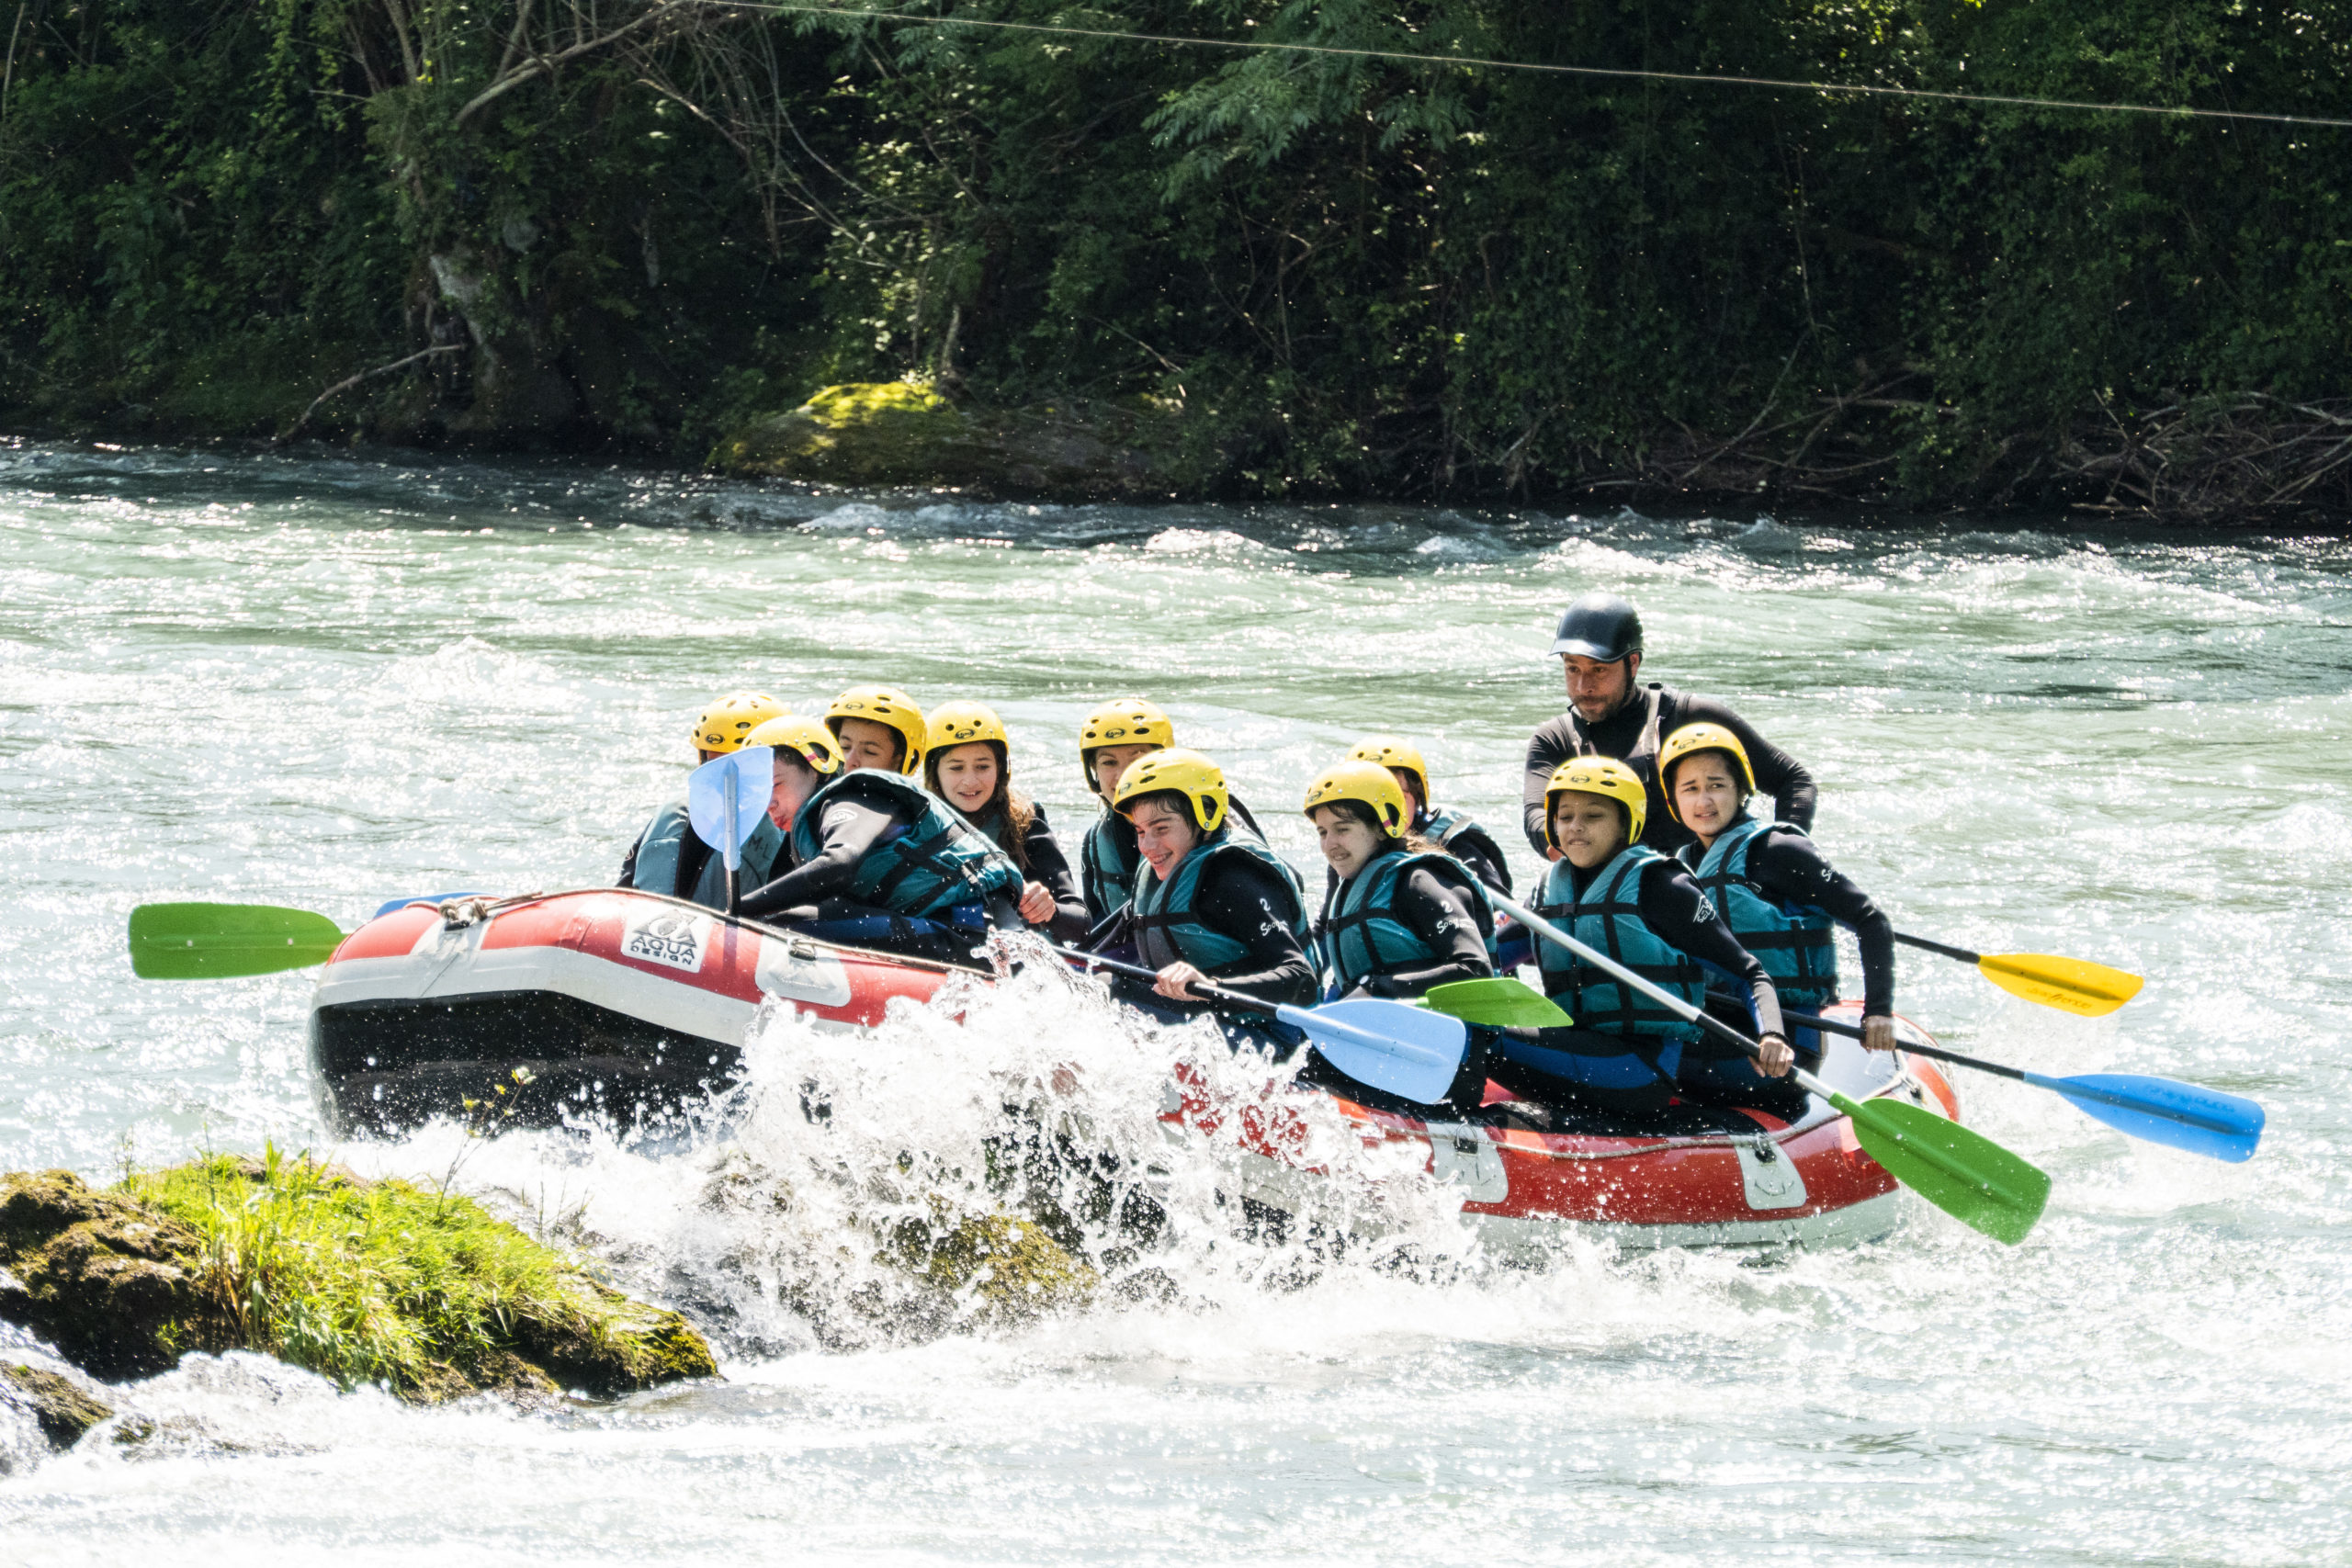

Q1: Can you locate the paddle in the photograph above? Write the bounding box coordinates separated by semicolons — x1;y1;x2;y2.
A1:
1061;949;1469;1104
1893;930;2143;1017
1774;1006;2263;1164
686;745;775;916
1488;892;2051;1245
1423;976;1569;1029
129;902;347;980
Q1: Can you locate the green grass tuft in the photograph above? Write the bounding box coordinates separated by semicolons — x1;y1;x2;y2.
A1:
124;1146;712;1398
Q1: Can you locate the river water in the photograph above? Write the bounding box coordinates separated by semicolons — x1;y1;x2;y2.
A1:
0;439;2346;1564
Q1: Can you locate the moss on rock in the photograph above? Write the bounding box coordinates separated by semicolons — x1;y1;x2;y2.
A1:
712;380;1216;497
883;1203;1097;1326
0;1362;117;1450
0;1155;717;1403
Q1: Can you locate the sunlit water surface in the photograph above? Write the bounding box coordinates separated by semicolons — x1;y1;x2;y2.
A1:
0;441;2347;1564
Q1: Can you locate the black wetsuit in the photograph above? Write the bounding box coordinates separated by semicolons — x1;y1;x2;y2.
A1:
970;802;1091;943
1521;683;1815;856
1481;854;1791;1118
1117;850;1317;1053
738;787;1024;934
1724;827;1895;1017
1317;861;1494;999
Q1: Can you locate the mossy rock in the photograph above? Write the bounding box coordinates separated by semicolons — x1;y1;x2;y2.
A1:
712;381;1216;497
884;1206;1097;1326
0;1156;717;1403
0;1361;117;1450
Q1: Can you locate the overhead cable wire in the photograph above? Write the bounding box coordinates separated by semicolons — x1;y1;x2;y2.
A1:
721;2;2352;130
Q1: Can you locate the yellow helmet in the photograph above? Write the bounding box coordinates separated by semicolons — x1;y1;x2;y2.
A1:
1079;697;1175;794
825;686;926;775
1544;756;1647;850
1658;723;1757;824
1302;760;1408;835
1112;747;1228;834
1347;736;1430;807
693;693;791;755
926;700;1009;755
742;715;843;777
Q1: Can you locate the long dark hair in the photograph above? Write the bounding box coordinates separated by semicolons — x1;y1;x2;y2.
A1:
925;739;1036;871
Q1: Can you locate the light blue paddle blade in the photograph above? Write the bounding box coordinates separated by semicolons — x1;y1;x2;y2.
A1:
687;746;775;868
2025;1071;2266;1164
1276;998;1468;1105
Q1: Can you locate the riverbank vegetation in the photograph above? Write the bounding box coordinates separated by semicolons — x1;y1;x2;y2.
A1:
2;1;2346;516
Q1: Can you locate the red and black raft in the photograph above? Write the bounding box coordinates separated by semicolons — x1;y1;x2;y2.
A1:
310;890;1959;1248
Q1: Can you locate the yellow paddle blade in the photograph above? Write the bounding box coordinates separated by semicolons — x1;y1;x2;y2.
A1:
1977;953;2143;1017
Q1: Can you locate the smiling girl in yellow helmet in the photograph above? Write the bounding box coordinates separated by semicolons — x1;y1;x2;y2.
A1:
1661;722;1898;1057
923;700;1089;941
1490;756;1794;1118
1073;698;1270;940
1111;749;1313;1031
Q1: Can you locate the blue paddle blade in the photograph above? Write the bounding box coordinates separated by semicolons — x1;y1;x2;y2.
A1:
687;747;775;867
2025;1071;2266;1164
1277;998;1468;1105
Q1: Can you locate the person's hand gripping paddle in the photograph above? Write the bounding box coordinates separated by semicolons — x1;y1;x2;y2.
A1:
687;745;775;915
1061;949;1470;1104
1486;892;2052;1246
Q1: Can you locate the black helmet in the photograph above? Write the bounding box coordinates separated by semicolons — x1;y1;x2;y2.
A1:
1551;592;1643;661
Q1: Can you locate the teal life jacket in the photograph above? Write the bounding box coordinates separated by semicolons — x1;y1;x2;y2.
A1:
787;771;1023;919
1314;849;1496;998
1130;827;1308;976
1418;806;1477;849
1532;845;1705;1043
1080;809;1140;923
1679;816;1839;1010
625;800;785;912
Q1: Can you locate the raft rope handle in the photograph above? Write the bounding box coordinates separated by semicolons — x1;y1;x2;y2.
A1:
726;2;2352;132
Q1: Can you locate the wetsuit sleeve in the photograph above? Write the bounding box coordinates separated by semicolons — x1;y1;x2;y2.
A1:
1639;860;1784;1040
617;828;643;888
1019;806;1091;942
737;798;902;917
1521;715;1580;853
1353;867;1494;998
1190;858;1317;1007
1445;825;1514;897
1677;695;1816;831
1748;829;1895;1016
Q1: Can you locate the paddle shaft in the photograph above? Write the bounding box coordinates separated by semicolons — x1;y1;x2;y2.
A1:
1490;894;1809;1090
1779;1005;2029;1084
1059;947;1276;1016
1780;1007;2253;1137
1894;930;1983;964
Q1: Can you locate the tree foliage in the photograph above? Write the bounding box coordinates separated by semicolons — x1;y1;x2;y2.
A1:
1;0;2346;505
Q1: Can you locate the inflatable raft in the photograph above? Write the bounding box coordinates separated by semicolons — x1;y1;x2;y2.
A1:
310;889;1958;1248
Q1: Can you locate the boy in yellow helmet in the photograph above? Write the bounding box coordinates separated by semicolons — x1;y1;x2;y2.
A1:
618;692;791;910
1073;697;1270;942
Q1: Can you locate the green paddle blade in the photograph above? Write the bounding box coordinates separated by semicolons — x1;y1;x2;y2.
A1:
1423;976;1572;1029
129;902;345;979
1827;1089;2051;1245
